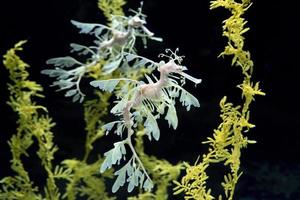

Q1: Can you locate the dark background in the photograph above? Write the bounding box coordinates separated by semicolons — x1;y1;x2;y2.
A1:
1;0;299;199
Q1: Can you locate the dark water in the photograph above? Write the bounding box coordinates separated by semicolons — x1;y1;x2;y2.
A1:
0;0;299;199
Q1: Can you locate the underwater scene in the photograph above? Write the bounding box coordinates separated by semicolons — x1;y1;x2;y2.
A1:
0;0;299;199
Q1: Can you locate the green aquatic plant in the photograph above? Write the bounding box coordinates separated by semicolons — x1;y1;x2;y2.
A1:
1;0;266;199
0;40;70;200
98;0;126;21
173;0;265;199
0;40;115;200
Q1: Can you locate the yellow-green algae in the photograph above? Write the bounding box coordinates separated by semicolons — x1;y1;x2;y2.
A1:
173;0;265;199
1;0;265;199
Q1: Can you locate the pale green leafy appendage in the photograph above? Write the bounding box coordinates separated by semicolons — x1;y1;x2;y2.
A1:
42;3;161;102
48;2;161;199
173;0;265;199
91;50;201;193
54;5;122;198
127;129;184;200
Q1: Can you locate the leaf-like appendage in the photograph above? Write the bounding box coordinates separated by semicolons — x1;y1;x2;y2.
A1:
90;79;120;92
112;165;127;193
111;98;128;115
103;121;123;135
143;178;154;192
41;69;58;77
46;56;82;68
71;20;107;35
144;112;160;141
171;83;200;111
72;93;80;102
127;168;140;192
70;43;95;56
91;78;139;95
41;68;70;79
65;89;77;97
100;141;126;173
124;53;157;69
103;121;117;133
125;53;137;62
111;157;153;193
115;123;125;137
180;89;200;111
165;104;178;129
102;57;123;74
56;82;76;91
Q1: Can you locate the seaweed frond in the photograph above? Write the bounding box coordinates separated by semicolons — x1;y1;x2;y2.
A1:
1;41;66;200
173;0;265;199
98;0;126;21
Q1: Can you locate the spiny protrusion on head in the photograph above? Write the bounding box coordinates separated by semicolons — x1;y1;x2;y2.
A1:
158;49;202;85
